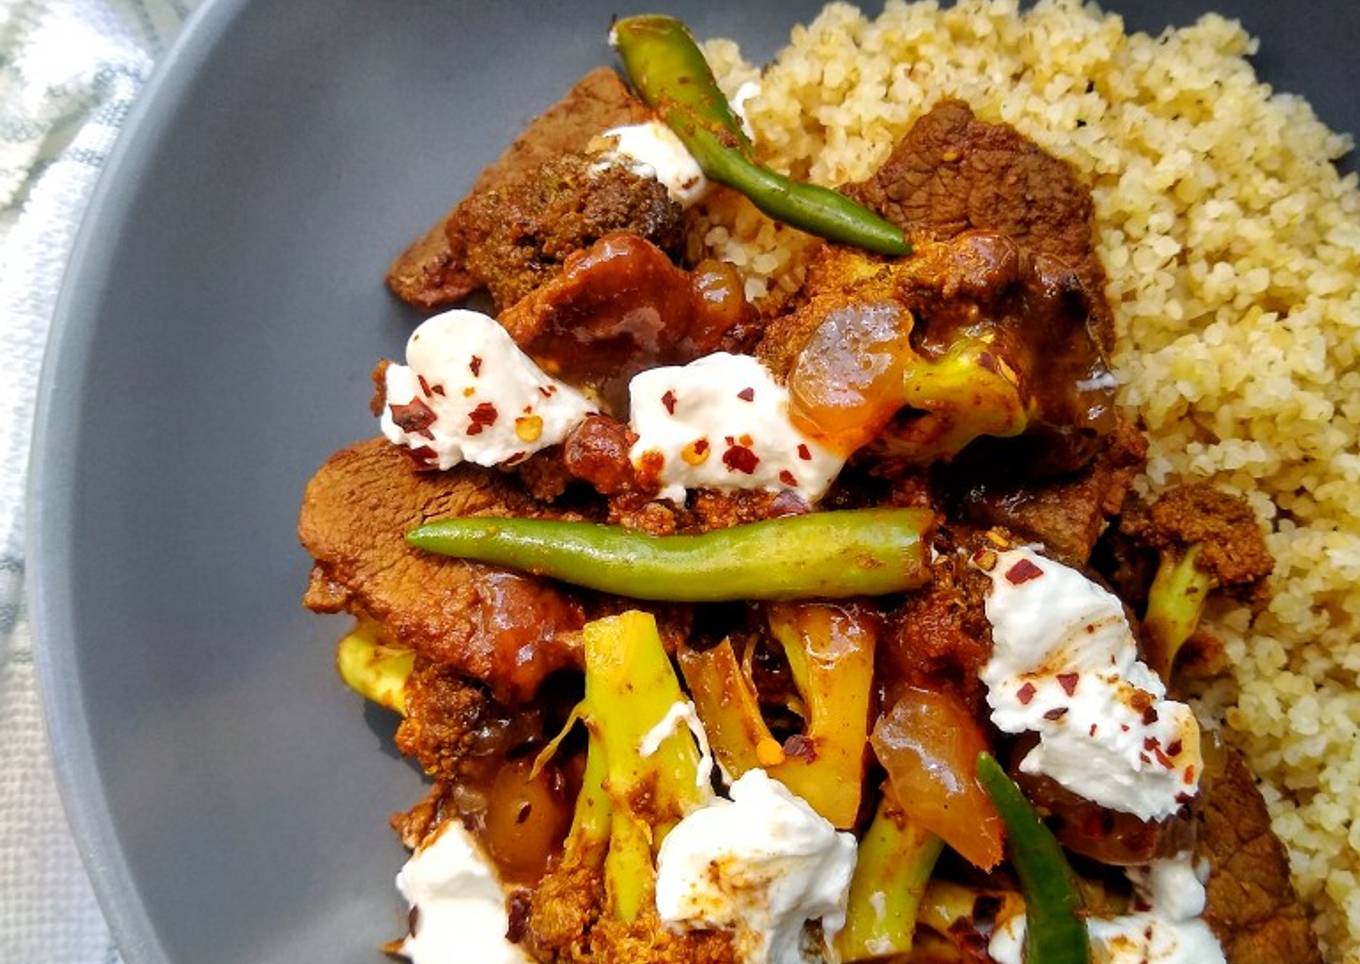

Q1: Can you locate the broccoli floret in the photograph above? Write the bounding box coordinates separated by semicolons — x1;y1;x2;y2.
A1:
1121;483;1273;678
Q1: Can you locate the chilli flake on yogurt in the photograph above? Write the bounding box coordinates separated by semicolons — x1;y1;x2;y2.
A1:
380;310;595;471
975;546;1204;823
628;353;845;504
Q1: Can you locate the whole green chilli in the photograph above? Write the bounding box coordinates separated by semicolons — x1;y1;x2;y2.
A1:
611;14;911;257
977;752;1091;964
406;508;933;601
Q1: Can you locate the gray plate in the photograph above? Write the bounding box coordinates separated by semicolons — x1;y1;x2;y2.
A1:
27;1;1359;962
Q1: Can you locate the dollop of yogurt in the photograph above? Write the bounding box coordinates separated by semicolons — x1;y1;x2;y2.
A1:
639;699;717;793
597;120;708;207
988;853;1224;964
381;309;594;470
655;769;856;964
629;353;845;504
978;547;1203;821
731;80;761;140
395;819;530;964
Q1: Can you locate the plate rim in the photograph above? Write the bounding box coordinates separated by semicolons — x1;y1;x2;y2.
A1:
26;0;249;961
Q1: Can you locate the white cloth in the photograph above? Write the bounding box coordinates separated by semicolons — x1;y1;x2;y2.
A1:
1;0;199;961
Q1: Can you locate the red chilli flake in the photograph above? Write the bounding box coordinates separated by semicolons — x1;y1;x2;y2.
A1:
782;734;817;762
1153;747;1175;769
469;355;482;376
389;397;437;440
1166;739;1183;757
1183;766;1196;785
466;401;499;436
1042;706;1068;721
405;445;438;467
797;443;812;461
431;383;446;396
1057;672;1079;696
1144;737;1161;751
778;469;798;487
661;390;678;415
737;387;755;402
636;450;665;486
417;374;432;397
538;385;555;398
722;443;760;475
1004;558;1044;585
1089;724;1099;737
1016;682;1036;705
1142;706;1160;726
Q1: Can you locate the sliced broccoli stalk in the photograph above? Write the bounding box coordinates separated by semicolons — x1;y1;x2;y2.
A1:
678;638;781;776
560;720;612;868
836;796;944;960
335;625;415;715
680;608;874;829
581;611;710;921
1143;543;1214;680
917;879;1025;941
766;603;876;829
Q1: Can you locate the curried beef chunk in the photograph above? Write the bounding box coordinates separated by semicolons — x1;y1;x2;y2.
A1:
499;232;753;409
299;438;588;702
387;68;681;312
562;414;638;496
393;661;545;786
459;157;684;312
883;549;994;712
1199;747;1323;964
845;99;1113;349
946;412;1147;566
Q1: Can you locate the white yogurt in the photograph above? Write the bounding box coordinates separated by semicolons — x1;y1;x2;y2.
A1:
395;820;530;964
988;854;1224;964
628;353;845;504
380;309;594;471
597;120;708;208
655;769;856;964
639;699;717;794
731;80;762;141
978;547;1203;821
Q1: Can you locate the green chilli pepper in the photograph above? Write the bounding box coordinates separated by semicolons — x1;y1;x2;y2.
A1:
406;508;933;601
977;752;1091;964
611;15;911;257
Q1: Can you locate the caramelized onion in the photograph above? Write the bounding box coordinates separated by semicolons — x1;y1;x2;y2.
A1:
480;756;571;884
871;686;1004;870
